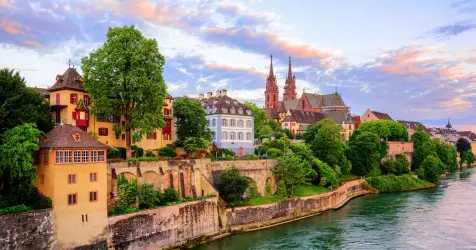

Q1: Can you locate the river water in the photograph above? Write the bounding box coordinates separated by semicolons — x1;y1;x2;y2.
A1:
194;168;476;250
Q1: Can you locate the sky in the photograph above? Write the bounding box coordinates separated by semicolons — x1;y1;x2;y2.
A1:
1;0;476;130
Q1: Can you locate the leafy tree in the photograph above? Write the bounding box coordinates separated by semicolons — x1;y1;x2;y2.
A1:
411;128;436;170
244;101;267;138
456;138;471;154
275;180;287;196
272;156;317;197
303;118;346;170
258;125;274;139
0;68;54;134
116;175;138;209
157;146;177;157
310;157;338;188
460;150;475;168
283;128;294;139
183;137;209;153
348;131;381;176
81;25;167;158
433;140;458;172
139;183;157;209
288;143;314;161
0;124;43;205
358;120;408;141
173;97;212;146
216;167;249;203
162;188;180;203
419;155;445;183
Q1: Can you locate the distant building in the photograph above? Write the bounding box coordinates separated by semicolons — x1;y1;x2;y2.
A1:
361;108;393;122
397;120;430;139
35;124;109;248
199;89;254;156
281;109;325;136
427;119;460;145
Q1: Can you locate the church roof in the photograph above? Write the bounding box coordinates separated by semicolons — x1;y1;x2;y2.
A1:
303;92;346;108
40;124;109;149
284;109;326;124
48;67;85;92
371;111;393;120
263;107;279;118
282;99;299;110
324;110;354;124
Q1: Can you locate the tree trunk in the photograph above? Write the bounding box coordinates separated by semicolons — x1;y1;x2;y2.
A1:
125;116;132;159
290;184;294;197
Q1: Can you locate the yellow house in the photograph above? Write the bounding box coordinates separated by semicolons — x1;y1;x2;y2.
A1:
35;124;110;248
36;66;174;154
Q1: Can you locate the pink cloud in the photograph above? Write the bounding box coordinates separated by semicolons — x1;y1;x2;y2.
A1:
206;63;266;77
0;19;29;35
23;39;41;47
378;46;444;75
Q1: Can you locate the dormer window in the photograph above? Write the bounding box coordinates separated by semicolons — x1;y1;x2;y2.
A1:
225;100;230;104
238;108;243;114
230;108;236;114
246;110;252;115
212;107;217;113
222;108;228;113
233;101;238;105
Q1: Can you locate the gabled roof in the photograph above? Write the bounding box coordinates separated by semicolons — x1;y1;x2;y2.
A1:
372;111;393;120
282;99;299;110
324;110;353;124
303;92;346;109
75;98;89;111
263;107;279;118
201;95;252;116
32;87;50;97
398;120;430;133
48;67;85;92
40;124;109;149
285;109;326;124
458;131;476;141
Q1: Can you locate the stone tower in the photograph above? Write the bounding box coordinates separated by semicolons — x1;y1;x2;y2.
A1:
265;55;279;108
283;57;297;101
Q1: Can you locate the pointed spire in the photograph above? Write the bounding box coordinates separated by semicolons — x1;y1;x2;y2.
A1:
287;56;293;80
269;54;274;76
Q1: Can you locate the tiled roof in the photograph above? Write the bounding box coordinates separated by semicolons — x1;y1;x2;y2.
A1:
32;87;50;97
303;92;346;109
397;120;430;133
48;67;85;92
201;95;252;116
40;124;110;149
371;111;393;120
166;94;174;100
287;109;325;124
282;99;299;110
263;107;279;118
324;110;353;124
458;131;476;141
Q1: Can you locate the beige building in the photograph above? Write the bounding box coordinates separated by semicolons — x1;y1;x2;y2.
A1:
361;108;393;122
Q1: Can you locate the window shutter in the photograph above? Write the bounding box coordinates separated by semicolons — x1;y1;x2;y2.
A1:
70;94;73;104
72;112;76;120
98;128;101;135
105;128;109;136
153;132;157;139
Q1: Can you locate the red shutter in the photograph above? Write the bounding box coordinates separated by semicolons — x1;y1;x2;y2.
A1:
72;112;76;120
105;128;108;136
70;94;73;104
153;132;157;139
98;128;101;135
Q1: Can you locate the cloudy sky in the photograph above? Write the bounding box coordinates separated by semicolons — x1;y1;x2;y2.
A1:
1;0;476;130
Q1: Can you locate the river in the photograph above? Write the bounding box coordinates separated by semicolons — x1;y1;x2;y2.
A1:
194;168;476;250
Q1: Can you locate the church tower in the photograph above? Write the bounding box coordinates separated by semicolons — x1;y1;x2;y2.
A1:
265;55;279;109
283;57;297;101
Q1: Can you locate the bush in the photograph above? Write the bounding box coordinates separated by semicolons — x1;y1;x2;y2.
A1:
184;137;209;153
244;154;258;160
311;157;338;188
216;167;249;203
158;146;177;157
0;205;32;215
246;183;260;199
420;155;445;183
218;148;235;157
275;180;287;196
107;147;127;159
139;184;157;209
117;175;138;209
225;155;233;161
145;150;155;157
163;188;180;203
366;174;434;192
381;158;396;174
265;181;272;196
267;148;283;158
131;145;144;157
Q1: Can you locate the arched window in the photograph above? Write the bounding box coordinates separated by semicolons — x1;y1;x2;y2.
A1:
230;119;236;127
212;119;216;127
246;120;252;128
238;120;244;127
230;132;236;140
238;132;244;140
222;119;228;127
246;132;252;140
222;131;228;140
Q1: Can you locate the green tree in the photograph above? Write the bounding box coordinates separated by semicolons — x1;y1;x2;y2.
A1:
272;156;317;197
183;137;209;153
348;131;381;176
0;124;43;205
411;128;436;170
456;138;471;154
0;68;53;134
310;157;338;188
433;140;458;172
244;101;267;138
258;125;273;139
303;118;346;170
116;175;138;209
157;146;177;157
460;150;475;168
139;183;157;208
173;97;212;146
81;25;167;158
283;128;294;139
420;155;445;183
216;167;249;203
358;120;408;141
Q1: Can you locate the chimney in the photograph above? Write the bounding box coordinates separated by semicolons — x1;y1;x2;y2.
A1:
216;90;222;97
207;92;213;98
222;89;227;96
199;93;204;100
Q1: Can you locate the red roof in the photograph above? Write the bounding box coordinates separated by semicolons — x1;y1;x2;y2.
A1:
285;109;326;124
352;116;361;129
40;124;109;149
48;67;85;92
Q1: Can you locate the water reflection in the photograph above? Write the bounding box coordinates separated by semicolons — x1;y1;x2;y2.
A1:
194;168;476;250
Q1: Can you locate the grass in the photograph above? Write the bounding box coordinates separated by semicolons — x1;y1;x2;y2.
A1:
293;185;330;197
232;195;286;206
365;174;435;193
340;174;359;182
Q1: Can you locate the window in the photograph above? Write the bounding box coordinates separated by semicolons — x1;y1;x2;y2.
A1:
222;131;228;140
246;120;252;128
82;150;89;163
164;108;171;115
246;132;252;140
90;173;97;182
84;95;90;106
43;151;49;164
64;150;72;163
98;150;105;162
212;119;216;127
79;111;86;120
74;151;81;163
238;120;244;127
40;175;44;184
89;191;98;202
68;174;76;184
122;134;125;140
238;108;243;114
212;131;216;140
72;111;76;120
222;119;228;127
230;119;236;127
147;132;156;140
70;94;78;104
230;132;236;140
68;194;77;205
98;127;108;136
91;150;98;162
56;151;64;164
238;132;244;140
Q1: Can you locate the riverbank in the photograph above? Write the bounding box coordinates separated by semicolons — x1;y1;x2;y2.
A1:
365;174;436;193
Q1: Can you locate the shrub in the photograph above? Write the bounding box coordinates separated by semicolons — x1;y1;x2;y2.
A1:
366;174;433;192
216;167;249;203
158;146;177;157
145;150;155;157
265;181;272;195
275;180;287;196
131;145;144;157
139;184;157;209
246;183;260;199
117;175;138;209
244;154;258;160
0;205;32;215
218;148;235;157
267;148;283;158
420;155;445;183
163;188;180;203
224;155;233;161
381;158;396;174
184;137;209;153
107;147;126;159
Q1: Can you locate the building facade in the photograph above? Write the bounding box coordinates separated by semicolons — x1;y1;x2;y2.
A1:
361;108;393;122
199;89;254;156
34;65;174;153
35;124;109;248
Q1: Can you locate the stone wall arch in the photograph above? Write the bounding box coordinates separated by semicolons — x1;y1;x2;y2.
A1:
142;171;164;191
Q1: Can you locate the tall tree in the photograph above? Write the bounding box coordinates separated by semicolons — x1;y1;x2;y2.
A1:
455;138;471;154
216;167;249;203
81;26;167;158
173;97;212;146
358;120;408;141
244;101;267;138
348;131;382;176
411;128;436;170
272;156;316;197
0;68;54;134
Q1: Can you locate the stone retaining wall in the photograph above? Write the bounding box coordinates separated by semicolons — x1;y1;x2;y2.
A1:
0;209;56;250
